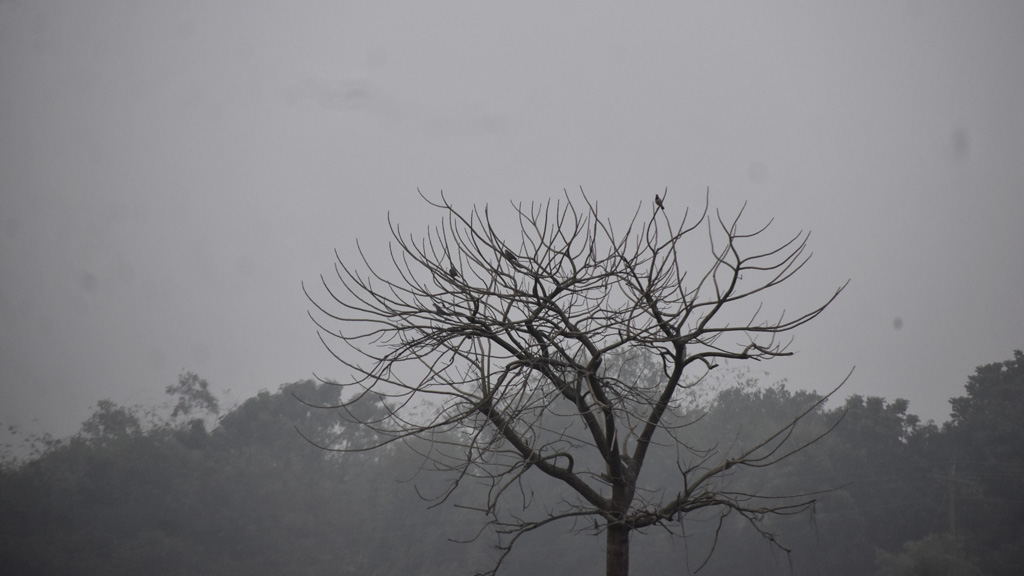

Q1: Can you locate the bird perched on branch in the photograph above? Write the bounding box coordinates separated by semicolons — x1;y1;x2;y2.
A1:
654;193;665;210
448;265;459;279
502;248;519;263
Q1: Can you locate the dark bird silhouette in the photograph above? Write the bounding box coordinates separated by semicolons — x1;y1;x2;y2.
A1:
502;248;519;263
448;265;459;279
654;193;664;210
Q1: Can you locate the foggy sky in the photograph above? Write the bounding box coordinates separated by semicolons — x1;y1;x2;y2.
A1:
2;0;1022;442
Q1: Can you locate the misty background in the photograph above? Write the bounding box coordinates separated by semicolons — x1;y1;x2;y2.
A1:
1;0;1022;444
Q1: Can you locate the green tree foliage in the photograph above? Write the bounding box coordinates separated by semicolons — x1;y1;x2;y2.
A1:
80;399;143;443
635;378;839;574
1;352;1022;576
801;395;943;576
0;379;493;576
943;350;1024;576
166;371;220;420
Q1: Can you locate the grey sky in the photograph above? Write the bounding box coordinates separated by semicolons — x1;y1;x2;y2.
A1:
2;1;1022;442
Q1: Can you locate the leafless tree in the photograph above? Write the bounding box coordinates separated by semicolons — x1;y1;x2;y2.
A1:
304;189;847;576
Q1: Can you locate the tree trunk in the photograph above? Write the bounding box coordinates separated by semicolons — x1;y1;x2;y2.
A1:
606;521;630;576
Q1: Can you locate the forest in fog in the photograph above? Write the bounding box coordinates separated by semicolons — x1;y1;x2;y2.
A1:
2;351;1021;576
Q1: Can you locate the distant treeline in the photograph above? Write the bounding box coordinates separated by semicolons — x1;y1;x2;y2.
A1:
2;352;1021;576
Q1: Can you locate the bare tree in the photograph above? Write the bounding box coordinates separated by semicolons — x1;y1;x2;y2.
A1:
304;189;847;576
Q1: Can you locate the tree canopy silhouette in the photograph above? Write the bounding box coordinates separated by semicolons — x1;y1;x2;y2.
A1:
305;189;848;576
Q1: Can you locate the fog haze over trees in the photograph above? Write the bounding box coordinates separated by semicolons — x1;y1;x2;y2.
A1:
3;2;1022;573
3;194;1021;574
2;352;1022;575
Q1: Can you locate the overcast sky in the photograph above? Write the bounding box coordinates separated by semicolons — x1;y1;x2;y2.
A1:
2;1;1022;443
